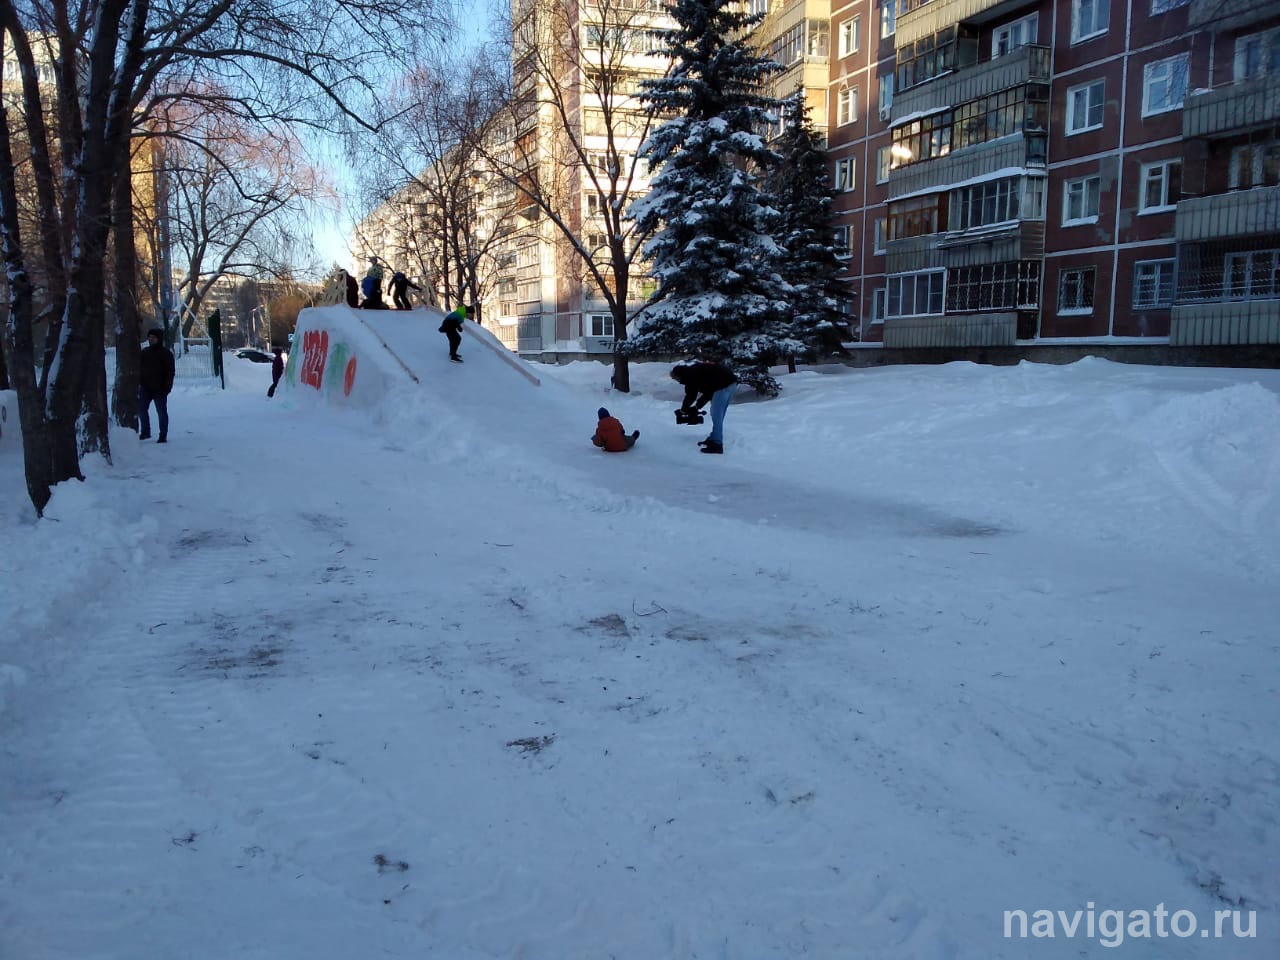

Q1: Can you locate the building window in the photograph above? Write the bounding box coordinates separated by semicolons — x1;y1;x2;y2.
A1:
1058;267;1096;313
887;270;945;317
1151;0;1189;11
1228;142;1280;188
1066;79;1105;134
895;24;979;92
946;261;1041;312
1224;250;1280;299
992;13;1037;58
1139;159;1181;212
837;86;858;126
876;146;892;183
1063;175;1101;224
878;74;893;120
887;194;942;240
834;157;857;192
585;193;605;216
589;313;615;337
749;0;768;15
1071;0;1108;43
953;86;1045;152
874;218;887;252
1133;260;1175;307
1142;54;1189;116
833;226;852;258
1234;28;1280;82
949;176;1044;231
872;287;888;322
889;110;952;168
839;16;861;57
880;0;896;39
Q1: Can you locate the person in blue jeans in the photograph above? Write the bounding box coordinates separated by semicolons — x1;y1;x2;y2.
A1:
671;359;738;454
138;328;175;443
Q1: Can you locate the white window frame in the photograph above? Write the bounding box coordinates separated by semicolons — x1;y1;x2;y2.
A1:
834;157;857;192
1142;54;1190;117
1139;159;1181;213
873;217;886;253
1132;260;1175;308
1063;174;1101;225
880;0;896;39
887;270;945;318
839;16;861;57
878;74;894;120
833;225;852;259
993;13;1038;58
1066;80;1105;134
589;313;615;337
1058;267;1097;314
1234;29;1280;82
1228;141;1280;189
836;86;858;126
1071;0;1109;44
876;146;892;183
1224;250;1280;300
871;287;887;323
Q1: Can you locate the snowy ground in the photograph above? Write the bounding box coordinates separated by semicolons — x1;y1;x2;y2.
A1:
1;312;1278;959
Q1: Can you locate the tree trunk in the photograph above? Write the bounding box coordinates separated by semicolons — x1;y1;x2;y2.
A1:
0;97;54;514
610;300;630;393
0;334;9;391
112;153;140;429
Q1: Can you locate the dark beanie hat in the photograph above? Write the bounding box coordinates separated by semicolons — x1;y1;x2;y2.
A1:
598;407;610;419
147;327;164;340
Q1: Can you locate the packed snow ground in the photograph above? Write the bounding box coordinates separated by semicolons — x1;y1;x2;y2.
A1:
1;313;1278;959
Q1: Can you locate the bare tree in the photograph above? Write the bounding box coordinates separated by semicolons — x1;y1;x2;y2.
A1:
459;0;668;392
0;0;447;515
133;98;332;340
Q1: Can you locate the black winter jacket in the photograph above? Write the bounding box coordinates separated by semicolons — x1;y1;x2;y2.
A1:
140;342;176;395
674;361;737;411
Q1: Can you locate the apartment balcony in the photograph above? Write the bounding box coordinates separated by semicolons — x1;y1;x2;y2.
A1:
884;234;945;274
1188;0;1276;32
1174;185;1280;242
1183;73;1280;140
896;0;1035;47
892;45;1049;124
883;312;1017;347
937;219;1045;267
888;134;1043;201
1171;300;1280;345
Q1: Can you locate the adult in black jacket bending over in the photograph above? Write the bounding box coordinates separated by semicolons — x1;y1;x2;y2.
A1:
670;359;738;454
138;327;176;443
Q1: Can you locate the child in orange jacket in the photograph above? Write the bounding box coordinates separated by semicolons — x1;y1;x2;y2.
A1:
592;407;639;452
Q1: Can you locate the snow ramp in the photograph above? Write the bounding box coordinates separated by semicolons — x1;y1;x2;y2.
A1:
281;304;593;468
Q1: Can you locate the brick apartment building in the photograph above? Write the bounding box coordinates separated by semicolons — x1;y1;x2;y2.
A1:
828;0;1280;348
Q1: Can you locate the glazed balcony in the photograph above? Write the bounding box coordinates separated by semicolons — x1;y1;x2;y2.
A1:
1174;185;1280;242
1188;0;1276;32
888;134;1044;201
892;45;1050;124
896;0;1035;47
1183;73;1280;140
883;312;1017;347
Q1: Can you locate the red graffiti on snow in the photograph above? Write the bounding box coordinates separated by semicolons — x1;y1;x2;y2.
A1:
301;330;329;389
343;357;357;396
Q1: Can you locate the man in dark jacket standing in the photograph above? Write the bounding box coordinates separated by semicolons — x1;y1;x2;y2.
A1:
671;358;738;454
267;347;284;397
138;327;176;442
387;271;422;310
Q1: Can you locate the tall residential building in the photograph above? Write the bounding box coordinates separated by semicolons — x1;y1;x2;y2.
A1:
836;0;1280;348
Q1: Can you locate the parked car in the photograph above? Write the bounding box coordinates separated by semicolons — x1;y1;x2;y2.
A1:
235;348;273;363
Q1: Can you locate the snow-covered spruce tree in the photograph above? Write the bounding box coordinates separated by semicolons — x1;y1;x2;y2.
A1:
765;93;848;362
628;0;789;394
